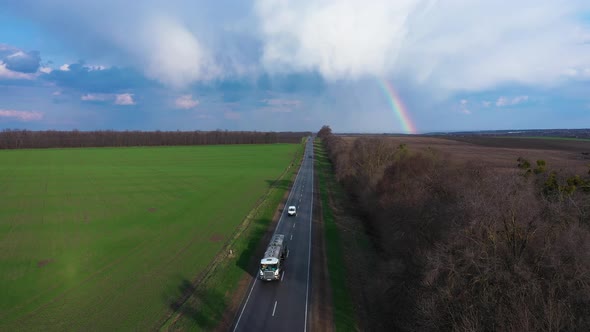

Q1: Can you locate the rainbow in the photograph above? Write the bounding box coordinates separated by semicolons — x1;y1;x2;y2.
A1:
377;78;418;134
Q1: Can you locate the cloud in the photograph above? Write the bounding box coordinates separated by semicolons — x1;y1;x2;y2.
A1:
495;97;508;106
81;93;110;102
260;98;302;113
256;72;326;94
137;15;219;87
496;95;529;107
459;99;471;114
87;65;107;71
115;93;135;105
0;44;42;79
255;0;590;91
46;62;151;93
196;114;213;119
175;94;199;109
263;98;302;107
4;1;590;95
3;50;41;73
3;3;235;88
512;95;529;104
482;101;492;107
256;0;416;79
267;108;293;113
0;62;36;80
0;44;14;53
0;109;43;121
564;67;590;79
81;92;135;105
59;64;70;71
0;44;41;74
224;110;241;120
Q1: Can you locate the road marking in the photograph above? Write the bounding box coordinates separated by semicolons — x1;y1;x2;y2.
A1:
290;234;293;240
304;141;314;332
281;272;285;281
293;223;296;229
232;278;258;331
275;150;306;232
272;301;278;316
287;249;290;258
232;147;307;332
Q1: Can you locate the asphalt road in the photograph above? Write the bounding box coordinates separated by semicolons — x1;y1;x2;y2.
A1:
232;137;315;332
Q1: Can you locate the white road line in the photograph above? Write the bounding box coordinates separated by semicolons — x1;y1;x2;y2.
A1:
304;142;314;332
275;146;307;232
287;249;290;258
232;144;307;332
232;278;257;331
293;224;296;229
290;234;293;240
281;271;285;281
272;301;278;316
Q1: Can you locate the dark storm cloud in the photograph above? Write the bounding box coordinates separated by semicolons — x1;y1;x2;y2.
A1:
43;62;157;93
2;50;41;73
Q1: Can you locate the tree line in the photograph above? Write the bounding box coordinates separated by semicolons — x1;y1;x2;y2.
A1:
0;129;310;149
317;125;590;331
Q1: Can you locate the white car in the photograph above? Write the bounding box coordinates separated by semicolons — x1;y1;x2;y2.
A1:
287;206;297;216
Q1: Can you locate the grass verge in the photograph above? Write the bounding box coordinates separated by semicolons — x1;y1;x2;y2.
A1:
314;139;356;332
161;140;306;331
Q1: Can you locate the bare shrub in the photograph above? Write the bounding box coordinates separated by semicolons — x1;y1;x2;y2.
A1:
317;126;590;332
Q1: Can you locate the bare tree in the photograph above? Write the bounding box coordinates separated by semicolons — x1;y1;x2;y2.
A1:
316;126;590;332
0;129;310;149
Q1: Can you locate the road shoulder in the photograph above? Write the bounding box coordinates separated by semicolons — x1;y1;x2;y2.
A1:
310;155;336;332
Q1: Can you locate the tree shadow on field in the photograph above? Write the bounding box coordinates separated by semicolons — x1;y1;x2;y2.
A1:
236;218;273;277
265;179;291;191
163;277;227;330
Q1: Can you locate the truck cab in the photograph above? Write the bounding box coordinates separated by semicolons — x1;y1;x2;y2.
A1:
260;257;281;281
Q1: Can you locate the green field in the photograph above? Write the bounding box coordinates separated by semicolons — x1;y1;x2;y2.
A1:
0;144;299;330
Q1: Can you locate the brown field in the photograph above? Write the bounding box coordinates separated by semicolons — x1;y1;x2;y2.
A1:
343;135;590;175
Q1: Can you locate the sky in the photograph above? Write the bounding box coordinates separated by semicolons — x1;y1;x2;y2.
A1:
1;0;590;134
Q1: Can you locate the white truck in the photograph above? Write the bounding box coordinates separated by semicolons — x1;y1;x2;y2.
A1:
259;234;287;281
